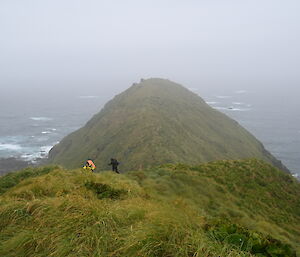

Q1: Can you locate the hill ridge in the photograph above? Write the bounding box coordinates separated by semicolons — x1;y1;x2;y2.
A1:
48;78;288;172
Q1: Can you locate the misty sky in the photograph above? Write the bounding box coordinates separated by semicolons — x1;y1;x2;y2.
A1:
1;0;300;98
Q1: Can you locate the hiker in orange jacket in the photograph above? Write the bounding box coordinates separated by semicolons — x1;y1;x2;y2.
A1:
83;159;96;172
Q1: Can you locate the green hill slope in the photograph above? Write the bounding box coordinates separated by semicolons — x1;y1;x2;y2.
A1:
48;78;286;171
0;160;299;257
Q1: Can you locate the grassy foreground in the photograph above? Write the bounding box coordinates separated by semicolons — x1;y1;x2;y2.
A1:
0;160;299;257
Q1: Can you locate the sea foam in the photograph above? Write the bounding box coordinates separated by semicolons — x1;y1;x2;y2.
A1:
206;101;218;105
41;131;52;134
216;95;232;99
20;145;54;162
30;117;53;121
213;106;252;112
188;87;199;92
0;143;22;151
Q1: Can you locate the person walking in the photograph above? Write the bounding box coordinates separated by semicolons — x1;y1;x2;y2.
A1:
108;158;120;174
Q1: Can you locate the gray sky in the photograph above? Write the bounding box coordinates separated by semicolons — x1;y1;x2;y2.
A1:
0;0;300;97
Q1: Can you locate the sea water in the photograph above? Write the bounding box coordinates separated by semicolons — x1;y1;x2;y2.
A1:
201;88;300;178
0;92;103;163
0;88;299;177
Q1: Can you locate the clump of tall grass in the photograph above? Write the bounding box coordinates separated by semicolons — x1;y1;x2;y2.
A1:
0;165;60;195
0;160;299;256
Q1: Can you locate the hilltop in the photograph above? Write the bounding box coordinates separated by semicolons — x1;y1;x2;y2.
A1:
48;78;286;171
0;160;299;256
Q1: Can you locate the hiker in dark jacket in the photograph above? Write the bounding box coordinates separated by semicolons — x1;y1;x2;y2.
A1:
109;158;120;174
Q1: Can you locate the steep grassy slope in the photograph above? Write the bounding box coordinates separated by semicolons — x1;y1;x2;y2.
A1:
48;78;286;171
0;160;299;257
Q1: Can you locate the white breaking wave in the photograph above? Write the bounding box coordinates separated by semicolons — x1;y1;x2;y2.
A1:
232;102;252;107
21;153;41;162
206;101;218;105
0;143;22;151
30;117;53;121
188;87;199;92
216;95;232;99
41;131;52;134
213;106;252;112
40;145;53;153
21;145;54;162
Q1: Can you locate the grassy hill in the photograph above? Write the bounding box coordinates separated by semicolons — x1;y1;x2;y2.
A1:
0;159;299;257
48;78;287;172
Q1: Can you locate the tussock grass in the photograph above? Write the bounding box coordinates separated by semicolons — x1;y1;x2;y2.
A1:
0;160;299;256
0;165;60;195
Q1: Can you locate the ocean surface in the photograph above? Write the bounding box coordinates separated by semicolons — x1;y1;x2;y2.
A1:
200;88;300;178
0;93;104;163
0;88;299;178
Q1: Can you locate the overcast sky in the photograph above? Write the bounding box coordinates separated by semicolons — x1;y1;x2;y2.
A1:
0;0;300;98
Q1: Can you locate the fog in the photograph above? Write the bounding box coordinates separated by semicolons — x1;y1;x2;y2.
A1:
1;0;300;101
0;1;300;176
